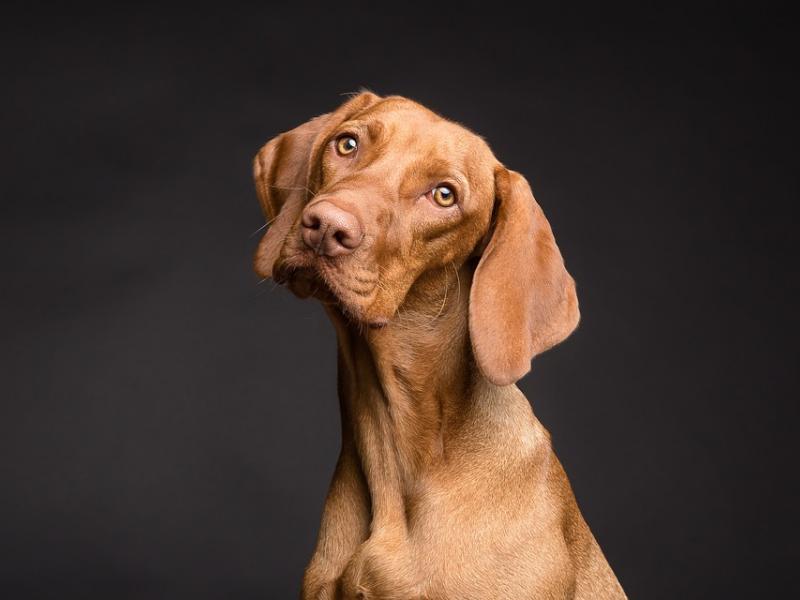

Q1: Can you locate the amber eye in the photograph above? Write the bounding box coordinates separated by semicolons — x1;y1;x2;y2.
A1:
335;135;358;155
432;185;456;207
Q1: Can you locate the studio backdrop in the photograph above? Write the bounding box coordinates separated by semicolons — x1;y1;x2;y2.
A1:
1;3;797;599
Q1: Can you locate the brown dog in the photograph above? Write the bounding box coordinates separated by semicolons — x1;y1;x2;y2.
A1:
253;93;626;599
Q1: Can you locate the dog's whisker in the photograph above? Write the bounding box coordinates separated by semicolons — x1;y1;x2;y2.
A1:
266;183;314;194
250;215;279;238
432;267;449;322
264;183;317;201
452;262;461;306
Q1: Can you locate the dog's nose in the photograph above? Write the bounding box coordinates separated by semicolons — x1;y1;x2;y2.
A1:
301;201;363;257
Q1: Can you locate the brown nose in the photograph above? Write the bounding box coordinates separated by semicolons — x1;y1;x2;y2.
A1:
301;201;363;257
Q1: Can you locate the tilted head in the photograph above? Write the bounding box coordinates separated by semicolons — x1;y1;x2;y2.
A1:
253;93;579;385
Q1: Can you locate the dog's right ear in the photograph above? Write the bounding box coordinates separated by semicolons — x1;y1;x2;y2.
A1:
253;92;381;279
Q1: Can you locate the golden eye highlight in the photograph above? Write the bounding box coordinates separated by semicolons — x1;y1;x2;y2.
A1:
335;135;358;155
432;185;456;207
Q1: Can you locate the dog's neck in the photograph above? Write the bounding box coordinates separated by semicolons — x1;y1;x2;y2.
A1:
326;263;478;528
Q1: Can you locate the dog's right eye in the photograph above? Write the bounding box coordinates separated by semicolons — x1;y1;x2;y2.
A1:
433;185;456;207
335;135;358;156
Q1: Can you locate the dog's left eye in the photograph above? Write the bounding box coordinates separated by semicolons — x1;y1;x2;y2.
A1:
432;185;456;207
335;135;358;156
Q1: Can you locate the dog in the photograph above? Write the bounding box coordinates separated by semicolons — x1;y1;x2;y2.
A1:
253;92;626;599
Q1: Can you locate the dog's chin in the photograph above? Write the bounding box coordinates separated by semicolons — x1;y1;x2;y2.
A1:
274;261;388;329
279;266;331;301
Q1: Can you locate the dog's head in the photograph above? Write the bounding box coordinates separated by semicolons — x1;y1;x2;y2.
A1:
254;93;579;385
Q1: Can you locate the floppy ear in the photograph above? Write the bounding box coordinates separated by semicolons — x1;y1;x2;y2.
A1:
469;168;580;386
253;92;381;278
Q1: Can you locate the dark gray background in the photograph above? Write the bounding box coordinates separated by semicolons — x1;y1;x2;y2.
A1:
1;2;797;599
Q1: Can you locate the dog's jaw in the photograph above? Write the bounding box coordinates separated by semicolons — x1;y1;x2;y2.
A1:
273;248;391;328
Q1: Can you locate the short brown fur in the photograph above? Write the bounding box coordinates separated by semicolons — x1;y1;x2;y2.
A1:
253;93;626;599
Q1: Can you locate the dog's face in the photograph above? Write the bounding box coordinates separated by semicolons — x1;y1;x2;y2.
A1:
254;93;579;385
258;95;495;326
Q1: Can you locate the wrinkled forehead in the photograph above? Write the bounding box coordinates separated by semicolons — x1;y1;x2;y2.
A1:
343;97;496;188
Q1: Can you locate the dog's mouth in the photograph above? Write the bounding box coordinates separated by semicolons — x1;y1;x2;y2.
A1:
274;263;330;298
273;254;387;328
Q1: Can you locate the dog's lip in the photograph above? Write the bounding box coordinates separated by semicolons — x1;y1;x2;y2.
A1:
274;251;333;287
274;253;387;327
272;259;312;285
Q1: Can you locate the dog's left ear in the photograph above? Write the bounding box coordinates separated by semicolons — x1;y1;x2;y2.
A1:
469;168;580;386
253;92;380;278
